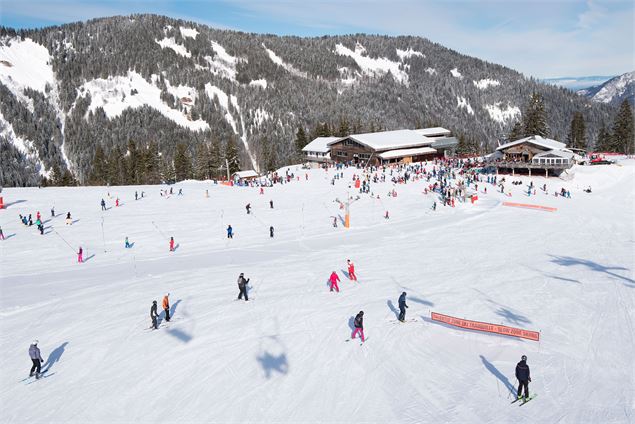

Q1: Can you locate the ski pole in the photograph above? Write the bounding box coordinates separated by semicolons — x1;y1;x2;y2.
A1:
53;230;77;253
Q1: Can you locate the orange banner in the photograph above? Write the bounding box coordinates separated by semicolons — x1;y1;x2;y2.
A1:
503;202;557;212
431;312;540;341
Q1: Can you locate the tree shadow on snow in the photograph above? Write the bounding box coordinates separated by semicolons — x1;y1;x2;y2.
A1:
409;296;434;307
548;255;634;287
4;199;27;208
256;351;289;379
387;300;399;319
43;342;68;372
479;355;516;396
494;308;531;326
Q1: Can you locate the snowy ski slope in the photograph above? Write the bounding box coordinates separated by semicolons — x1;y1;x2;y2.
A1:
1;161;634;423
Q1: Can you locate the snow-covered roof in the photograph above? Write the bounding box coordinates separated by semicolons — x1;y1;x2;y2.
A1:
496;135;566;152
302;137;341;153
412;127;452;137
378;147;437;160
233;170;259;179
332;129;434;151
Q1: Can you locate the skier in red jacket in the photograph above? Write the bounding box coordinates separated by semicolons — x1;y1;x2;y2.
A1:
329;271;340;292
347;259;357;281
169;237;175;252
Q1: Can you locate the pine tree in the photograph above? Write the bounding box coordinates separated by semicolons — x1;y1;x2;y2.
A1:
173;143;192;182
261;137;276;172
161;157;176;184
60;169;76;186
107;147;125;186
337;116;350;137
50;165;62;186
566;112;587;149
209;137;222;179
295;126;308;152
144;141;161;184
88;145;107;185
523;92;549;137
194;142;210;180
317;122;331;137
456;134;479;155
508;121;523;141
594;123;613;152
224;136;241;176
124;139;138;185
612;100;634;154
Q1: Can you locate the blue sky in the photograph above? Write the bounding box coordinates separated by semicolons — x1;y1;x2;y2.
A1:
0;0;632;78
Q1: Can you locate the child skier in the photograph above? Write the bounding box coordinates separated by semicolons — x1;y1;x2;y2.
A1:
269;226;274;238
101;199;106;211
270;200;274;209
227;225;233;239
246;203;251;214
125;237;131;248
237;273;250;301
169;237;175;252
66;212;72;225
51;207;55;217
329;271;340;292
398;292;408;322
28;340;44;379
351;311;365;342
347;259;357;281
150;300;159;329
162;294;170;322
77;247;83;263
515;355;531;401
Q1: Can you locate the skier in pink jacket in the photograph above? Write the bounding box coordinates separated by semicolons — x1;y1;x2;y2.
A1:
329;271;340;292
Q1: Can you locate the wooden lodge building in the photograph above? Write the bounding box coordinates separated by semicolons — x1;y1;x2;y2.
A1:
303;128;458;166
488;135;579;177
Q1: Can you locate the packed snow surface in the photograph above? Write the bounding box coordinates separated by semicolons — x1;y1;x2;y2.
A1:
78;71;208;131
473;78;501;89
1;161;633;423
335;43;408;84
155;37;191;58
485;103;522;124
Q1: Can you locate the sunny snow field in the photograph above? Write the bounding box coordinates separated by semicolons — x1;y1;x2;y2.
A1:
0;160;634;423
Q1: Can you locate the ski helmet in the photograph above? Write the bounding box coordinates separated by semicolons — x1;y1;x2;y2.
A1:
32;340;38;345
359;311;364;315
153;300;157;304
521;355;527;361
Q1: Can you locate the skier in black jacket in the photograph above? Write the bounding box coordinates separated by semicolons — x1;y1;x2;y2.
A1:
237;273;250;301
150;301;159;329
515;355;531;400
351;311;365;342
398;292;408;322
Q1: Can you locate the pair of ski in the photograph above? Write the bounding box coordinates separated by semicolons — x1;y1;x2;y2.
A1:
20;369;54;384
345;337;369;346
390;318;417;323
511;394;537;406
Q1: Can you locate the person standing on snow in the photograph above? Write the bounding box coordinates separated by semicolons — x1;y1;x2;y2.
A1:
0;226;4;240
515;355;531;400
351;311;365;342
77;246;83;263
237;273;250;301
347;259;357;281
246;203;251;214
329;271;340;292
162;294;170;322
135;191;138;200
269;226;274;238
270;200;274;209
150;300;159;329
227;225;233;239
101;199;106;211
398;292;408;322
125;237;131;249
51;207;55;217
66;212;72;225
169;237;175;252
28;340;44;378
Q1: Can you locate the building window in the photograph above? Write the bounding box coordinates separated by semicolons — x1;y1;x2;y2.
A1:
337;151;347;157
359;153;371;160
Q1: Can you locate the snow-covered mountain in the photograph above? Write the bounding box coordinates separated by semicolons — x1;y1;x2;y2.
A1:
577;71;635;107
0;15;617;186
542;75;615;91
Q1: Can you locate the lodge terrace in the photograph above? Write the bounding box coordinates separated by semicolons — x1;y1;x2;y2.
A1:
303;128;458;166
488;135;579;177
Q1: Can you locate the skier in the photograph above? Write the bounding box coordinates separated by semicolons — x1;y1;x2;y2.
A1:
515;355;531;401
101;199;106;211
135;191;138;200
77;247;83;263
66;212;72;225
347;259;357;281
28;340;44;379
178;188;183;196
329;271;340;292
237;273;250;301
150;300;159;329
51;207;55;217
351;311;365;342
36;211;41;220
260;187;264;195
125;236;131;249
38;223;44;235
205;189;209;198
28;215;33;226
385;210;389;219
0;226;4;240
162;294;170;322
115;198;119;207
246;203;251;214
270;200;274;209
169;237;175;252
333;217;337;227
398;292;408;322
227;225;233;239
432;201;437;211
269;226;274;238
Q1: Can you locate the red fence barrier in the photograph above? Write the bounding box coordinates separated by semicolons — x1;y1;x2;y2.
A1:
431;312;540;341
